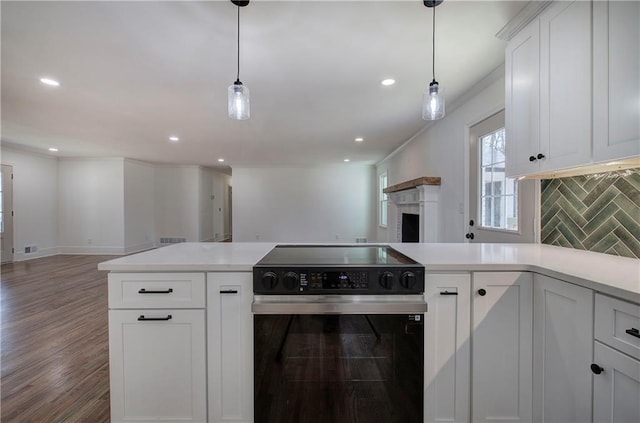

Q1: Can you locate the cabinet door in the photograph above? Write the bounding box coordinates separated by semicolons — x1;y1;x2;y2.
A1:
472;272;532;423
207;272;253;423
593;341;640;422
109;309;207;423
539;0;592;172
424;273;471;423
533;274;593;423
593;0;640;162
506;19;541;177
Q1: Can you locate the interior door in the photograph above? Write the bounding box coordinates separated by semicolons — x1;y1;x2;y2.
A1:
468;111;537;243
1;164;14;263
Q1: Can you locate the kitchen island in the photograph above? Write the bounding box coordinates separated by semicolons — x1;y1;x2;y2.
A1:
99;242;640;301
99;242;640;423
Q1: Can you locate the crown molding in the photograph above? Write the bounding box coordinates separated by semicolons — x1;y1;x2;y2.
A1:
496;0;553;41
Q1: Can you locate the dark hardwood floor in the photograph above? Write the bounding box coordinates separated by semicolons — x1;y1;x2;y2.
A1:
1;255;116;422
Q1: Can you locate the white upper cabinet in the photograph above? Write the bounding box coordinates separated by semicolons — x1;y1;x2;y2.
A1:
506;18;541;176
593;0;640;162
539;0;592;171
507;0;592;177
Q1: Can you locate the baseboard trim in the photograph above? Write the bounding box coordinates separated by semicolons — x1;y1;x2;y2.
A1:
12;247;59;262
58;246;125;255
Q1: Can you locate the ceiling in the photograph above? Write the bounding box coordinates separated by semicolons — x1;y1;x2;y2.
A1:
1;0;527;170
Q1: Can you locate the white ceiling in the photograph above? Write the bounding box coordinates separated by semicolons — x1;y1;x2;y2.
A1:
1;0;527;170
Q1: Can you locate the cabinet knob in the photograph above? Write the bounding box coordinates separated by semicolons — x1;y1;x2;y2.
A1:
477;288;487;296
465;232;474;240
590;363;604;375
537;153;546;160
529;155;537;162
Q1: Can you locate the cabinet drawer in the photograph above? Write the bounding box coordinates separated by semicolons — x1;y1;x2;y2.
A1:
108;273;205;309
595;293;640;359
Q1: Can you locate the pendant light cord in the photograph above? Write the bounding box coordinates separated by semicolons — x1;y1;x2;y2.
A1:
432;5;436;82
236;5;240;82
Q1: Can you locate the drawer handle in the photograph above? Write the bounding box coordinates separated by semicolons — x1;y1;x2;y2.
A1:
440;291;458;296
138;315;172;321
138;288;174;294
220;289;239;294
626;328;640;339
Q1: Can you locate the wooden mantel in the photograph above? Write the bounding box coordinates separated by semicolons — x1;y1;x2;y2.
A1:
383;176;441;194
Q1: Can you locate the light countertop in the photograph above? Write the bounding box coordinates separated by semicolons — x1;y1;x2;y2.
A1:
99;242;640;303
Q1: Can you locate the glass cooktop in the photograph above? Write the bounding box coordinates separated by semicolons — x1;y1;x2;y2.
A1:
255;245;419;267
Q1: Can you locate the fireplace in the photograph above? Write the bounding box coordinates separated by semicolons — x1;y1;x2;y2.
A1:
402;213;420;242
384;177;441;243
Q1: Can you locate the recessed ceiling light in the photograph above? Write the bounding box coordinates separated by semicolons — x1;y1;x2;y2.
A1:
39;77;60;87
355;137;364;142
344;158;350;162
169;136;180;142
381;78;396;86
48;147;59;152
218;158;225;162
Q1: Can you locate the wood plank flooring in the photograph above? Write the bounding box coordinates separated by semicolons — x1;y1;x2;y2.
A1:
1;255;116;422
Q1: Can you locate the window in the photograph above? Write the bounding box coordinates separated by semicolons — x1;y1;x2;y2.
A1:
379;172;388;227
480;128;518;231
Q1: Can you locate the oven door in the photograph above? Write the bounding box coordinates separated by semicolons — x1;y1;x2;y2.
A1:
253;295;426;423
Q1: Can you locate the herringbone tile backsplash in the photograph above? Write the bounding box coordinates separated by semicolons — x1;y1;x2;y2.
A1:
541;168;640;259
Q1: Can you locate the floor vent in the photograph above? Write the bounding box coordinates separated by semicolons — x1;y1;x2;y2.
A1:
159;237;187;245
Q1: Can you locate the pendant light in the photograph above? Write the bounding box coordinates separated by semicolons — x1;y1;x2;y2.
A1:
422;0;445;121
228;0;250;120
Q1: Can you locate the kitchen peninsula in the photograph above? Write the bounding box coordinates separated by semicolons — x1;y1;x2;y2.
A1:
99;242;640;423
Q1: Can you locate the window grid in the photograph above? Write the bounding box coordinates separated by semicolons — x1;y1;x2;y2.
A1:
379;173;388;227
480;128;518;231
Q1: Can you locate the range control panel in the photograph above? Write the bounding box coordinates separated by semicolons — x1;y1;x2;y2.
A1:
253;267;424;295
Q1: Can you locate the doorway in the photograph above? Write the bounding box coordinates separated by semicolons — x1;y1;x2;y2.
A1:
1;164;14;263
467;111;537;243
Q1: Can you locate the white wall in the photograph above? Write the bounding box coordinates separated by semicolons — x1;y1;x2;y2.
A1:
0;147;59;260
232;165;375;243
154;165;200;242
199;167;214;242
0;148;234;259
213;171;232;241
124;159;155;253
377;68;506;243
58;157;125;253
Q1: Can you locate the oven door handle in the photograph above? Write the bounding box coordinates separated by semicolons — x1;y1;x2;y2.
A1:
252;295;427;315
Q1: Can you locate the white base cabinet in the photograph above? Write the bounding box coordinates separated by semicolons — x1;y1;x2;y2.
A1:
207;272;253;423
108;309;207;423
472;272;532;423
593;293;640;423
424;273;471;423
593;342;640;423
533;274;594;423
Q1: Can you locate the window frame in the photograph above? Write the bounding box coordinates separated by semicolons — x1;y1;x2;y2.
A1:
379;172;388;228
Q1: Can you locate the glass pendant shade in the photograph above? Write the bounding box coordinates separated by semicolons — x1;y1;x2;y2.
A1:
228;80;250;120
422;80;445;120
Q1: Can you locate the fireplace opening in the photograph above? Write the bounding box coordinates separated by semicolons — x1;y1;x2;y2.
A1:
402;213;420;243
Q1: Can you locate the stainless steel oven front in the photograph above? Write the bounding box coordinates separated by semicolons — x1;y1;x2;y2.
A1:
252;245;426;423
